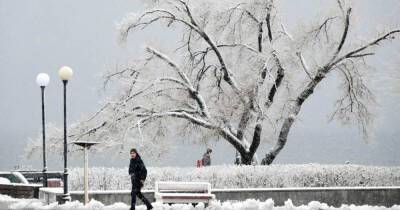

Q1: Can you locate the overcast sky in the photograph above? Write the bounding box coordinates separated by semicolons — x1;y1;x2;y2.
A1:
0;0;399;171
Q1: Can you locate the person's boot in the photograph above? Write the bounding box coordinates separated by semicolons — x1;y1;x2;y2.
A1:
145;200;153;210
146;202;153;210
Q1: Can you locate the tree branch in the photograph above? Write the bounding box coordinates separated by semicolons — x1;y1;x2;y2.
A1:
236;107;252;140
258;22;264;52
138;111;214;129
218;127;248;156
175;0;244;101
332;8;351;60
249;124;261;157
265;4;273;42
340;30;400;61
296;52;313;80
300;30;400;110
262;20;400;166
146;46;211;118
266;51;285;108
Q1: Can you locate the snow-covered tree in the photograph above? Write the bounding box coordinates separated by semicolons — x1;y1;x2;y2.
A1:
27;0;399;165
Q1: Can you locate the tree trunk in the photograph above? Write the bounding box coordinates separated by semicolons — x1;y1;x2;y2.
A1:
236;124;262;165
261;68;330;165
261;113;297;165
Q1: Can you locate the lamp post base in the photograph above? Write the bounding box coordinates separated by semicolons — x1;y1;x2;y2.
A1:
42;168;48;187
62;169;69;202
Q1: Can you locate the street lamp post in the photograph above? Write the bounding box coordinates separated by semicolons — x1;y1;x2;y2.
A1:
58;66;73;203
36;73;50;187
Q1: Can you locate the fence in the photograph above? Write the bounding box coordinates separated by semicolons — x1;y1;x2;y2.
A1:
0;183;41;199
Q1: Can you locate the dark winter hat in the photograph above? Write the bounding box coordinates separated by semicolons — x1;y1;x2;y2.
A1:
207;148;212;153
130;148;138;154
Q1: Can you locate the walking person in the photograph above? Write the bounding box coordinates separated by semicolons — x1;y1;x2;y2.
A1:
129;148;153;210
202;148;212;166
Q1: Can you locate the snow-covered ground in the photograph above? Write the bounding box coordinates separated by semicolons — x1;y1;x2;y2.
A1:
69;164;400;191
1;194;399;210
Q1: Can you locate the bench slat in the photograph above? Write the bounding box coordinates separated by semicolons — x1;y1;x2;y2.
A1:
155;181;215;204
159;193;213;197
158;185;209;191
162;196;214;199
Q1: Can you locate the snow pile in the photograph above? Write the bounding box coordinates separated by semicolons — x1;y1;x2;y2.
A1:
0;194;399;210
0;177;11;184
69;164;400;191
0;194;129;210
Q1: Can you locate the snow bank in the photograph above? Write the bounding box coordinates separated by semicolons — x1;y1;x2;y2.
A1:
0;194;129;210
69;164;400;191
0;194;399;210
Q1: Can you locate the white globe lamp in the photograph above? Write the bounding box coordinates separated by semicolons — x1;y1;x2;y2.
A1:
58;66;73;81
36;73;50;87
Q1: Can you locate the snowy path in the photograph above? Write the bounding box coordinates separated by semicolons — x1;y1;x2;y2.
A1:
1;194;399;210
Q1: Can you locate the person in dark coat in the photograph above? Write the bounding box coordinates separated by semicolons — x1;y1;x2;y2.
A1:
129;148;153;210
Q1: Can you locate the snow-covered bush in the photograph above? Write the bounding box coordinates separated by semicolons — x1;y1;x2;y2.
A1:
0;194;399;210
69;164;400;191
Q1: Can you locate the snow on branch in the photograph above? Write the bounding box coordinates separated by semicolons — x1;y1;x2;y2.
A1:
136;111;215;130
146;47;192;86
146;46;211;118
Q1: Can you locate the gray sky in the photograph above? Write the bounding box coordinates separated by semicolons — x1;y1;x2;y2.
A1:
0;0;399;170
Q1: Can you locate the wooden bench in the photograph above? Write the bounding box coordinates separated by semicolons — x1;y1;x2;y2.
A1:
155;181;215;204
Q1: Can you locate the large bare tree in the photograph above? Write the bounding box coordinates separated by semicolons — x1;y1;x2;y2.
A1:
27;0;399;165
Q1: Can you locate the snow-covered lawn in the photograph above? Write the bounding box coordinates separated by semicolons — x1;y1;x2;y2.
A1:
1;194;399;210
69;164;400;191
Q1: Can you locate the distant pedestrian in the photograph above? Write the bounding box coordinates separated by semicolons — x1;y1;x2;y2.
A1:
129;148;153;210
202;148;212;166
234;151;241;165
